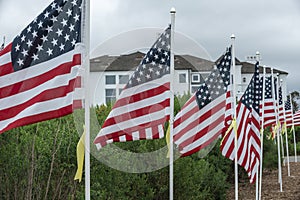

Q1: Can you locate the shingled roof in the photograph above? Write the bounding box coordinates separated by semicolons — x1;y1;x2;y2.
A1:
90;52;215;72
215;54;288;75
241;62;288;75
90;51;288;75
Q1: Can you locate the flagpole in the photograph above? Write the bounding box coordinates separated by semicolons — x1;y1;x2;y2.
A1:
276;76;285;163
230;34;238;200
290;93;298;162
271;69;283;192
281;80;290;176
254;52;261;200
83;0;91;199
276;73;283;191
169;7;176;200
259;64;266;200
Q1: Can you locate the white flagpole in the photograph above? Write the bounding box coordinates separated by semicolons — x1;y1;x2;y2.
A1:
280;80;291;176
169;7;176;200
275;77;285;167
271;69;283;192
254;52;260;200
259;65;266;200
230;34;238;200
290;93;298;162
83;0;91;199
276;76;285;162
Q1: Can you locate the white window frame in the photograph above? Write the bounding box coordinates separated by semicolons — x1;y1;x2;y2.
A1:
105;88;116;104
105;75;116;85
192;74;201;83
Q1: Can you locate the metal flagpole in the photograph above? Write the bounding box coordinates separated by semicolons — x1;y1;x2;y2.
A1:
169;7;176;200
280;80;291;176
230;34;238;200
259;65;266;200
276;76;285;163
83;0;91;199
290;93;298;162
271;69;283;192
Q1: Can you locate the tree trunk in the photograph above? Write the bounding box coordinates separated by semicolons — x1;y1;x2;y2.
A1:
44;120;62;200
26;126;37;200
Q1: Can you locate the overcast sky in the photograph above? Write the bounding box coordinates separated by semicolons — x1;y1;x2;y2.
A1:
1;0;300;92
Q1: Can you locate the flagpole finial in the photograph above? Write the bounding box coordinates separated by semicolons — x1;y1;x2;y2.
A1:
230;34;236;39
170;7;176;13
256;51;260;61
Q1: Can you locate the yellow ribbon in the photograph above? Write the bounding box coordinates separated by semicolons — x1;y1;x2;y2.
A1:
221;118;237;146
269;123;279;140
281;122;287;135
74;126;85;182
290;125;294;133
166;122;170;158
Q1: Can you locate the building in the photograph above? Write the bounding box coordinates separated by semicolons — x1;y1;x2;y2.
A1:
89;52;288;106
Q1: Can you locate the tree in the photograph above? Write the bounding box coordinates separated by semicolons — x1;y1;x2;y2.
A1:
290;90;300;112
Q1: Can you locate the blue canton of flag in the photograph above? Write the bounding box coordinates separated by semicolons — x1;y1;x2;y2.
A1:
0;0;83;134
126;26;170;88
285;96;291;111
241;63;260;114
278;86;283;105
12;0;82;71
195;48;231;109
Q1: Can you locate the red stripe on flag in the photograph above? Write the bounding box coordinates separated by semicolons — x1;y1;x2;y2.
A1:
181;132;221;157
0;54;81;98
0;63;14;76
0;43;12;56
178;113;224;151
113;83;170;108
94;116;168;145
174;100;225;141
0;105;73;134
102;99;170;128
0;78;77;120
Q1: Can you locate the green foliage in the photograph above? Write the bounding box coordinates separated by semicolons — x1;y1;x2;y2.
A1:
1;94;294;199
0;116;79;199
262;132;278;169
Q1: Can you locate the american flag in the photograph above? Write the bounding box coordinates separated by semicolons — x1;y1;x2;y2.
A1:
0;0;83;134
278;86;287;126
294;110;300;127
260;76;277;128
173;47;232;157
220;62;261;183
283;96;293;128
93;26;171;149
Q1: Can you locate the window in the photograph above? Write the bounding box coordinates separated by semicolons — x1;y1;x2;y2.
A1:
105;75;116;85
192;74;200;83
179;73;186;83
243;77;246;83
105;89;116;103
119;75;129;84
